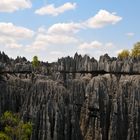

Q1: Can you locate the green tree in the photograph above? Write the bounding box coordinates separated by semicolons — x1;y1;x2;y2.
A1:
0;132;11;140
32;56;39;68
0;111;32;140
118;49;130;59
131;42;140;57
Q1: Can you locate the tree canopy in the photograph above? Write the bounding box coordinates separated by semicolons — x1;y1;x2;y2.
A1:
131;42;140;57
0;111;32;140
118;49;130;59
118;42;140;58
32;56;39;68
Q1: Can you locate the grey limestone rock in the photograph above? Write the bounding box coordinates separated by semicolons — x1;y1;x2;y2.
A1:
0;52;140;140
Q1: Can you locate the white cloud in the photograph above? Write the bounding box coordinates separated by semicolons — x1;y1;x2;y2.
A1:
115;49;123;54
35;2;76;16
50;51;63;55
0;8;122;61
7;43;23;49
79;41;103;49
36;33;78;45
37;27;48;34
0;0;31;13
45;34;78;44
49;51;65;62
85;9;122;28
47;22;83;35
25;40;47;52
47;10;122;36
0;22;34;39
0;22;34;49
0;35;14;44
25;33;78;52
78;41;117;59
126;32;135;37
0;35;23;49
105;42;115;48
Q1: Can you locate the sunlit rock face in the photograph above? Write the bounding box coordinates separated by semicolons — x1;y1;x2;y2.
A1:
0;52;140;140
80;75;140;140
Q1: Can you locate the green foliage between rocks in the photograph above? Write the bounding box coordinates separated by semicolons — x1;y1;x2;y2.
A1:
0;132;11;140
0;111;32;140
131;42;140;57
32;56;39;68
118;49;130;59
118;42;140;58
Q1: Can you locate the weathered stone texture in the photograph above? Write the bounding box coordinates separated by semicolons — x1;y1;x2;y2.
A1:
0;52;140;140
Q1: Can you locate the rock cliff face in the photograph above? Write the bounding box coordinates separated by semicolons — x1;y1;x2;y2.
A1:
0;52;140;140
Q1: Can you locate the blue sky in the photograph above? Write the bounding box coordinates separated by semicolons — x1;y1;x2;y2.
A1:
0;0;139;62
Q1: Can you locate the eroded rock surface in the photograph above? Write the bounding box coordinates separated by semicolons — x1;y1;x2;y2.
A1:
0;52;140;140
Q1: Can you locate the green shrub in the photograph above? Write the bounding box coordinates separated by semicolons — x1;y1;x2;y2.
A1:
131;42;140;57
32;56;39;68
118;49;130;59
0;111;32;140
0;132;11;140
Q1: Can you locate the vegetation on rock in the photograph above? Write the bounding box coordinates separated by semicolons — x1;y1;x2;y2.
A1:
32;56;39;68
131;42;140;57
118;42;140;58
118;49;130;59
0;111;32;140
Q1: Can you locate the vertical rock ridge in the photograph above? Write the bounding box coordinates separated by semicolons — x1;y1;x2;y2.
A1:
0;52;140;140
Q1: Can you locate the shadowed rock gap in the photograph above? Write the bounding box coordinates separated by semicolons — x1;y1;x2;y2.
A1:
59;70;140;75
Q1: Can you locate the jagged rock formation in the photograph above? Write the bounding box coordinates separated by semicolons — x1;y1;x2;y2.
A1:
0;52;140;140
57;53;140;73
